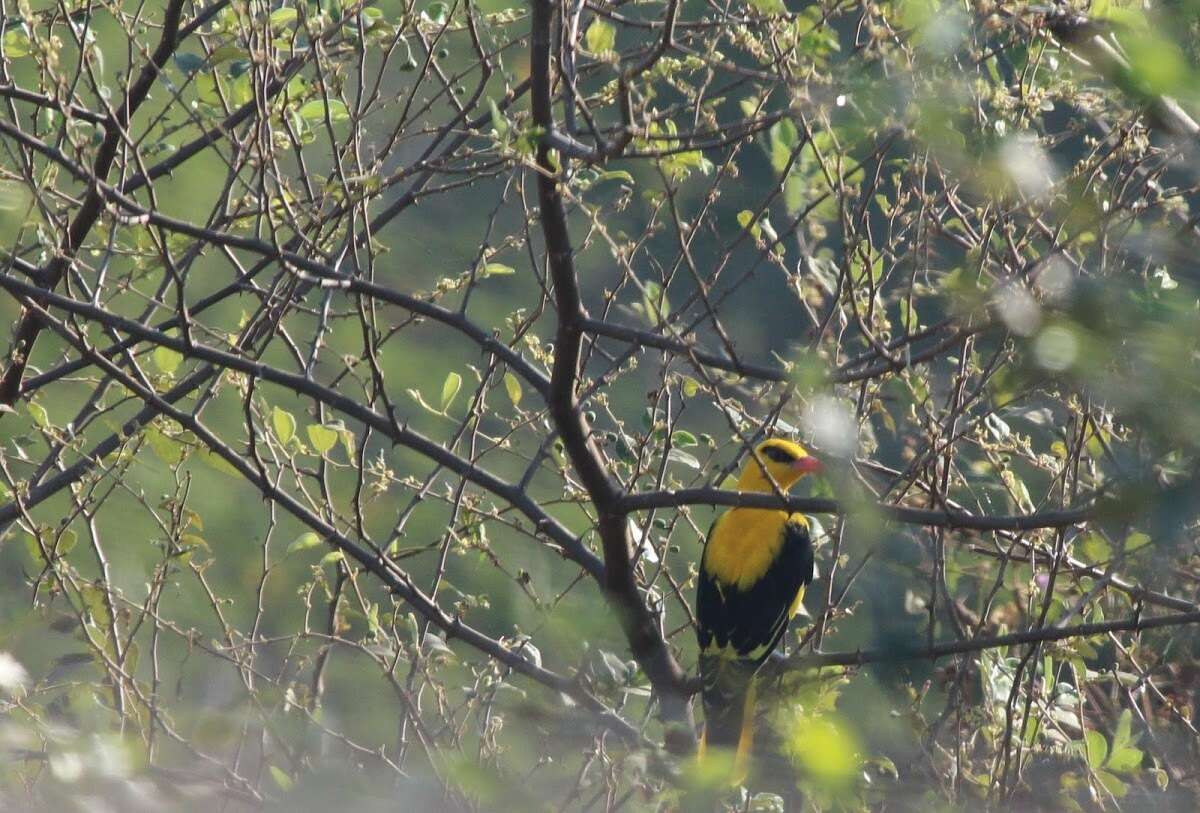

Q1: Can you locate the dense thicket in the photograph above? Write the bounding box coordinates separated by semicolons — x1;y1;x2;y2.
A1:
0;0;1198;809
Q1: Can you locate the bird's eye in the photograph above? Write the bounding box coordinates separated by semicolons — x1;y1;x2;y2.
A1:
761;446;795;464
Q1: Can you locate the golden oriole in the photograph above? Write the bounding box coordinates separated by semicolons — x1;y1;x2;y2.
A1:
695;438;820;776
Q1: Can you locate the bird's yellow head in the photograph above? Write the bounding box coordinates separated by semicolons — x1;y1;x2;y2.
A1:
735;438;822;493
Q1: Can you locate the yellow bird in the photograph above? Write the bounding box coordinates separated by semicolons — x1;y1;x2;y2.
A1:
695;438;821;777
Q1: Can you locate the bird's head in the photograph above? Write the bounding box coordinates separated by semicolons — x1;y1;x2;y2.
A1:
736;438;822;493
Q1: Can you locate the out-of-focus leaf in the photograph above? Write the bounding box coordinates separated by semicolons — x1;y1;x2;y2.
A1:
288;532;322;554
153;345;183;374
584;19;615;54
1082;729;1107;768
666;448;700;469
307;424;339;455
271;406;296;445
503;372;522;407
299;98;350;123
441;372;462;412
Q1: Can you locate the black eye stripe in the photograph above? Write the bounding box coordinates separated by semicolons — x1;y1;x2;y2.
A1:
760;446;795;464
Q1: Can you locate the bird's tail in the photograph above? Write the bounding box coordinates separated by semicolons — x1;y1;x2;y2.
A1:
698;657;760;780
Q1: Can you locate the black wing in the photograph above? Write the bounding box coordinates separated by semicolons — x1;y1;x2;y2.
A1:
696;516;815;666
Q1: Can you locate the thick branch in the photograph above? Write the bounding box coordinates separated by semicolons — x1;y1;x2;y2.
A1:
530;0;693;741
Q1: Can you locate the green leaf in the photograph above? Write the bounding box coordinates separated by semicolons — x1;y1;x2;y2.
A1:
146;426;185;465
338;426;357;459
666;448;700;469
737;209;762;240
1105;745;1143;773
3;30;31;58
596;170;634;185
503;372;522;407
487;98;507;136
584;19;616;54
153;345;183;374
441;372;462;412
269;7;298;27
768;119;798;174
1095;769;1127;798
208;43;243;64
27;402;48;429
747;0;787;16
307;424;339;455
1111;708;1133;753
269;765;293;791
299;98;350;123
423;1;448;25
1124;531;1151;553
480;262;515;277
319;549;344;567
287;532;323;554
55;529;78;557
682;377;700;397
671;430;698;447
1083;730;1108;769
641;281;669;324
1080;532;1111;565
271;406;296;445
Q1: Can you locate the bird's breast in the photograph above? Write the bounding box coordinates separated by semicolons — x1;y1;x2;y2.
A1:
703;509;792;591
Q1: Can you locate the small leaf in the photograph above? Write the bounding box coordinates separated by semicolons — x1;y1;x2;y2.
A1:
271;406;296;445
1105;745;1142;773
1124;531;1151;553
748;0;787;15
422;1;448;25
319;550;344;567
488;98;507;136
480;262;515;277
339;426;356;459
269;7;298;27
27;402;48;429
681;377;700;397
1080;532;1111;565
596;170;633;184
737;209;762;240
153;345;183;374
1095;769;1127;798
671;430;698;447
307;424;339;455
666;448;700;469
299;98;350;123
269;765;293;791
440;372;462;412
504;372;522;407
584;19;616;54
641;280;669;324
1083;730;1108;768
288;532;322;554
146;427;185;465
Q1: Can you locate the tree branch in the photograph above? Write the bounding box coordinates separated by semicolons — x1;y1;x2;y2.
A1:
530;0;694;746
618;487;1097;531
782;610;1200;670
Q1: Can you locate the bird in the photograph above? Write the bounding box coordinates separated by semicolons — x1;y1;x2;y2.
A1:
695;437;821;781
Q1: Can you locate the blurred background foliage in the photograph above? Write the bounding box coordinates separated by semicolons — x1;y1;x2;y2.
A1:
0;0;1199;809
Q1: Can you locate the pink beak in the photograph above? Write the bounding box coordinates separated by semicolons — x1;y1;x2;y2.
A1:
792;456;823;474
